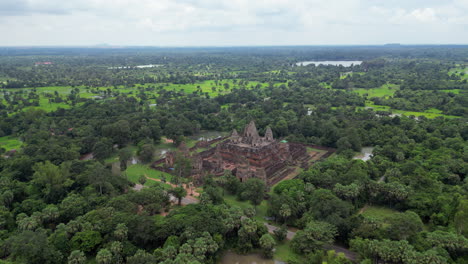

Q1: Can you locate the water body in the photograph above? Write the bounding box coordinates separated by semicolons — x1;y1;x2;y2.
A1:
353;147;374;161
108;64;163;69
296;61;362;67
219;251;284;264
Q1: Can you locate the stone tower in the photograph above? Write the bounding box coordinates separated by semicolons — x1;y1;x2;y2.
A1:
231;129;240;143
243;121;261;146
265;127;274;141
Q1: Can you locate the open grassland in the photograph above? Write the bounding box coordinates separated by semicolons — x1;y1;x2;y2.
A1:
354;83;399;98
125;164;173;189
361;206;400;221
449;67;468;80
354;84;460;119
340;71;365;79
357;103;460;119
439;89;461;94
1;79;277;115
0;136;22;151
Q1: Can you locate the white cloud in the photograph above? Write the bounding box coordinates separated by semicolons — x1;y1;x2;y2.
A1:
0;0;466;45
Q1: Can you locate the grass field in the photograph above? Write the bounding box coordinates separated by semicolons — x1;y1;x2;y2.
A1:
449;67;468;80
440;89;461;94
354;83;399;98
0;136;22;151
125;164;173;188
274;240;303;262
361;206;400;221
1;79;278;115
353;84;461;119
340;72;365;79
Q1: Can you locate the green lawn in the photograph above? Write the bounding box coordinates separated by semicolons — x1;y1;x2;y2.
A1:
354;83;399;98
361;206;400;221
125;164;173;188
340;71;365;79
357;102;460;119
274;240;303;263
448;67;468;80
0;136;23;151
440;89;461;94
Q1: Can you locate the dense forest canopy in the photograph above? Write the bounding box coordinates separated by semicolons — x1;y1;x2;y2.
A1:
0;46;467;264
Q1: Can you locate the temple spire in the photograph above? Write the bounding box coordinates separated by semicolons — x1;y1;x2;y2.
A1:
265;127;274;141
244;121;259;139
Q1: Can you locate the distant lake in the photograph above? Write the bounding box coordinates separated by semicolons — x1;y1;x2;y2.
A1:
108;64;163;69
354;147;374;161
296;61;362;67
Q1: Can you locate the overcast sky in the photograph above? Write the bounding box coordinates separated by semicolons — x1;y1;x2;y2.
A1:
0;0;467;46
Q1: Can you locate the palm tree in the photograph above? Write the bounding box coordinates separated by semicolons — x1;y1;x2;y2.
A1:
96;249;112;264
67;250;86;264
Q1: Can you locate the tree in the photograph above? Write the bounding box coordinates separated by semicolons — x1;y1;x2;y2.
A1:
274;225;288;242
170;186;187;206
201;186;224;204
67;250;86;264
118;147;133;171
138;144;155;163
93;138;113;161
59;193;89;221
426;230;468;255
454;199;468;237
138;175;147;185
173;152;192;179
113;223;128;241
279;204;292;223
309;189;353;232
96;248;112;264
6;230;62;264
32;161;73;203
259;234;276;258
127;250;158;264
291;221;337;254
239;178;266;209
86;162;113;195
71;230;103;253
386;211;423;240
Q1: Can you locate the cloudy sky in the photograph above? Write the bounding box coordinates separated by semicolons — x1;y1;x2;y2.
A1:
0;0;467;46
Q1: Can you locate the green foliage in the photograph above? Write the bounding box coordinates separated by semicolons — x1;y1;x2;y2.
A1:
291;220;337;254
238;178;266;207
138;144;155;163
0;47;467;264
170;186;187;206
6;230;62;264
259;234;276;258
71;230;103;253
67;250;86;264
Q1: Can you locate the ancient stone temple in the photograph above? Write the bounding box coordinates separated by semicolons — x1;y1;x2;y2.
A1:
155;121;334;186
192;121;309;185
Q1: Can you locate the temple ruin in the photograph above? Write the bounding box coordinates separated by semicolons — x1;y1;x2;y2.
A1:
156;121;334;186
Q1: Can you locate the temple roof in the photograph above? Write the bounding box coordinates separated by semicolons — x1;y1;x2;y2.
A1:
243;121;260;139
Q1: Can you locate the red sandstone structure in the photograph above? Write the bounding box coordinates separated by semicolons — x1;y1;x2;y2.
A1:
161;121;322;185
